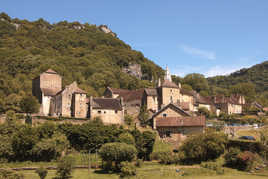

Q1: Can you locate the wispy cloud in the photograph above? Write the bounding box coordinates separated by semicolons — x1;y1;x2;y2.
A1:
180;45;216;60
204;64;253;77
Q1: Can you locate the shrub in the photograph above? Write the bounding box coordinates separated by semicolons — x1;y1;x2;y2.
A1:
32;132;70;161
224;147;241;168
35;167;48;179
120;162;136;178
134;130;156;160
0;169;24;179
118;132;135;145
99;142;137;171
236;151;256;171
159;152;174;165
53;156;74;179
180;130;227;163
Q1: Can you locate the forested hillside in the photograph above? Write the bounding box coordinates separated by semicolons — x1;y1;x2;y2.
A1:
208;61;268;105
0;13;164;113
208;61;268;93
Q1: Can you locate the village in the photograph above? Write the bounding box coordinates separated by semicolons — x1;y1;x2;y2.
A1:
32;66;249;143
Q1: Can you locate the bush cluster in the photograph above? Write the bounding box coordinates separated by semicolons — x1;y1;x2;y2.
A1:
224;148;257;171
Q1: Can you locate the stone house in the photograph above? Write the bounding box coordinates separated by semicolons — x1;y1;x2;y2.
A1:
213;94;245;115
151;103;205;141
104;87;144;116
33;70;87;118
89;97;124;124
53;81;87;118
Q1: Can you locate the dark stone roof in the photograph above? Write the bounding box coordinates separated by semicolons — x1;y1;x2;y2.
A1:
155;116;205;127
161;79;179;88
109;88;144;102
144;88;158;96
41;88;59;96
92;98;122;110
180;89;195;96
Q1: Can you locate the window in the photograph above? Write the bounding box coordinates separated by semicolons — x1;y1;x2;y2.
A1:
163;113;167;117
104;111;106;114
98;111;101;114
115;110;118;114
165;131;171;137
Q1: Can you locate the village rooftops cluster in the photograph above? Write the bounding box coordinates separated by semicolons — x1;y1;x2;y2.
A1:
32;67;246;142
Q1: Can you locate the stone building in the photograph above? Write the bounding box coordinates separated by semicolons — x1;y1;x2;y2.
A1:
104;87;144;116
213;94;245;115
151;103;205;141
53;81;87;118
32;69;62;116
89;97;124;124
33;70;87;118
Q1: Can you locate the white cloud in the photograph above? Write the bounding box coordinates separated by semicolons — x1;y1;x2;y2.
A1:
180;45;216;60
204;64;252;77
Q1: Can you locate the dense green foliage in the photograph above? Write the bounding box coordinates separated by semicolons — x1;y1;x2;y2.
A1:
208;61;268;105
99;142;137;170
0;169;24;179
53;156;74;179
0;13;163;114
179;130;228;163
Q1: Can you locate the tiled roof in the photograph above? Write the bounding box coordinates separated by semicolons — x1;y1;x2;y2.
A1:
213;94;242;105
74;87;87;94
156;116;205;127
109;88;144;102
161;79;179;88
151;103;191;119
45;69;57;74
41;88;59;96
144;88;158;96
180;89;195;96
92;98;122;110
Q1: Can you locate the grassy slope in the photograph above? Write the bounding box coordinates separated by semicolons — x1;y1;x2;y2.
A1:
19;163;268;179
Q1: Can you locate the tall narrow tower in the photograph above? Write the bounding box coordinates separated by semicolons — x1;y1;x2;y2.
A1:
164;65;172;81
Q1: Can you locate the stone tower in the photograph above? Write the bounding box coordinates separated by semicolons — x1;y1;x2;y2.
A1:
32;69;62;115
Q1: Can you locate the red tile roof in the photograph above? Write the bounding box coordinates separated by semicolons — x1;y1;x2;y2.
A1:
180;89;195;96
156;116;205;127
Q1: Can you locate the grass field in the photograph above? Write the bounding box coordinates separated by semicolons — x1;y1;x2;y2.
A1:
16;162;268;179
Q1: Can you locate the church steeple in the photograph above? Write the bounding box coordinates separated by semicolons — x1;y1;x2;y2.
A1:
164;65;172;82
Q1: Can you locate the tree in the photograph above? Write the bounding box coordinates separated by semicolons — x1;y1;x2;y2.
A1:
35;167;48;179
183;73;209;93
118;132;135;145
180;130;227;163
20;95;40;114
138;105;149;127
53;156;74;179
134;131;156;160
229;82;256;103
198;107;210;118
124;114;133;126
99;142;137;171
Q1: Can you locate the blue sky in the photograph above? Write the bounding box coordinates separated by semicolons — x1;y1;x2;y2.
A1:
1;0;268;77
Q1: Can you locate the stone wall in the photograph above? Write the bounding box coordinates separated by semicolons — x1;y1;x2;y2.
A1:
146;96;158;111
161;87;180;106
154;107;183;118
39;73;62;91
91;109;124;124
73;93;87;118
